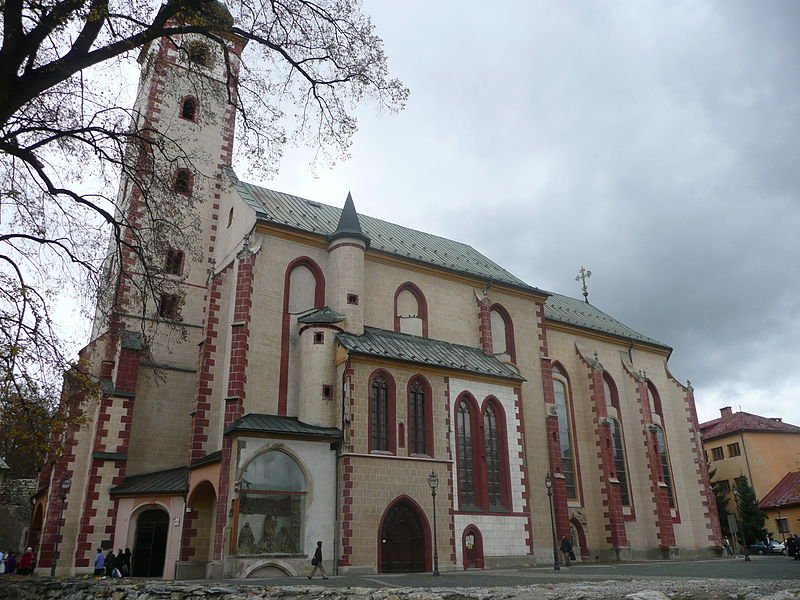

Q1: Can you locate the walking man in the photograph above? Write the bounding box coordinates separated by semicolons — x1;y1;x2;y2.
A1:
307;541;328;579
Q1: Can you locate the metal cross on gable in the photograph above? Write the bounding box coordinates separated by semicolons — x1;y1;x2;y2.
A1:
575;265;592;303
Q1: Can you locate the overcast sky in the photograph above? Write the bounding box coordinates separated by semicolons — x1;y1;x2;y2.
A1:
257;0;800;425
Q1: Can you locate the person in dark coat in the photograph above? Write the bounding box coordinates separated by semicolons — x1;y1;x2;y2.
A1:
115;549;127;576
5;552;16;575
105;549;116;577
560;535;573;567
124;548;132;574
307;541;328;579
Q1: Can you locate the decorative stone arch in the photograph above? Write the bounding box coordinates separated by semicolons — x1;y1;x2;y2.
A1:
461;524;484;569
394;281;429;337
377;495;431;573
244;559;295;578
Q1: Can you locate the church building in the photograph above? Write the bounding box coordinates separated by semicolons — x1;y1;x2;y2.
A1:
30;18;721;579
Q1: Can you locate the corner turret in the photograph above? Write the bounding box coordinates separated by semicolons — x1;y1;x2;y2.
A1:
327;193;368;334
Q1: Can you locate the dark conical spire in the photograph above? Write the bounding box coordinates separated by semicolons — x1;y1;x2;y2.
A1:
329;192;370;247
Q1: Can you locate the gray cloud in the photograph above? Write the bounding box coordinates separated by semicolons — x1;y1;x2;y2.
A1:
268;0;800;424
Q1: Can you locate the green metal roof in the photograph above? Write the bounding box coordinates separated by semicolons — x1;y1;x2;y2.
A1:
544;293;669;349
227;170;669;349
337;327;525;381
229;171;544;295
298;307;345;324
190;450;222;469
110;466;188;497
226;414;342;439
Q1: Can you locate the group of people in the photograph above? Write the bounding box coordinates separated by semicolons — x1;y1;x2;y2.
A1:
0;547;35;575
93;548;132;578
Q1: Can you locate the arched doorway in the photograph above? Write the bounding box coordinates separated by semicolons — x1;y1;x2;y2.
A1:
379;499;429;573
185;481;216;562
462;525;484;569
132;509;169;577
570;518;588;561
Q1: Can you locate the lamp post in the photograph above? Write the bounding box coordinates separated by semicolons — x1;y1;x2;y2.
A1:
731;487;750;562
427;471;440;576
777;502;785;543
50;476;71;577
544;473;560;571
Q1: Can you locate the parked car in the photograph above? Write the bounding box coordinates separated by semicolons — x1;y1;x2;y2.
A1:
748;540;785;555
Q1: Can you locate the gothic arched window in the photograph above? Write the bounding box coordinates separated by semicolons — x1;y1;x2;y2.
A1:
394;282;428;337
455;395;478;510
552;365;579;501
369;371;395;453
408;376;432;456
604;374;631;507
483;399;510;510
236;450;306;555
489;304;516;363
653;424;675;508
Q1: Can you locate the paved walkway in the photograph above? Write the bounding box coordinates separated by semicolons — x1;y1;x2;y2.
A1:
236;556;800;588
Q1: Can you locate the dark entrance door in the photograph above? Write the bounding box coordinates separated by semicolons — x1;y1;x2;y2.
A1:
380;501;426;573
132;509;169;577
462;526;484;569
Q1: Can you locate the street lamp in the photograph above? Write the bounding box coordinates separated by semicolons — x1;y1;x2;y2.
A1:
51;476;71;577
731;487;750;562
427;471;440;576
544;473;560;571
777;502;785;543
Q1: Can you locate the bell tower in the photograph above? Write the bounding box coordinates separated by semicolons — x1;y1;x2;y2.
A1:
36;8;249;575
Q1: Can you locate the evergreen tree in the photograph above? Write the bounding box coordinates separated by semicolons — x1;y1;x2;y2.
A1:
710;467;732;536
733;475;765;547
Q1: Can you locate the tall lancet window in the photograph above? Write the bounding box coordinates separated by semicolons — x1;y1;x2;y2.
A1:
370;374;390;452
653;424;675;508
552;366;578;501
455;396;478;510
408;376;432;456
604;375;631;507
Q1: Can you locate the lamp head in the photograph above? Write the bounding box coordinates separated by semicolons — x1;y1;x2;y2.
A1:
427;471;439;491
545;473;553;490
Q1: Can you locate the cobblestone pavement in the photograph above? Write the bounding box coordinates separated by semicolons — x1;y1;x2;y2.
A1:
1;557;798;600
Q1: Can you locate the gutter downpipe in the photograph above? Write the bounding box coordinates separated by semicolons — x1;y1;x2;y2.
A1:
333;356;351;575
